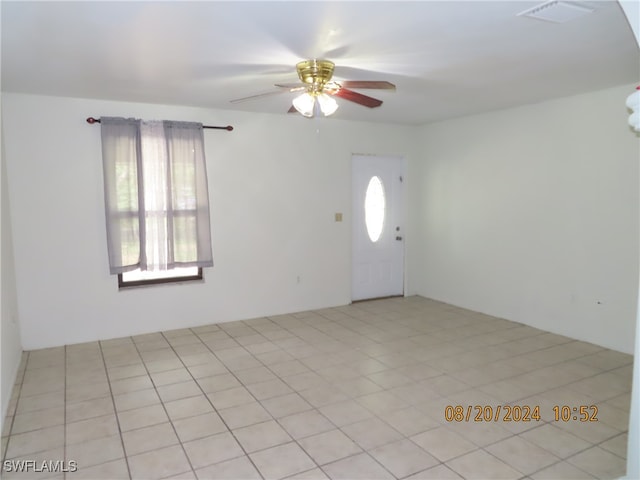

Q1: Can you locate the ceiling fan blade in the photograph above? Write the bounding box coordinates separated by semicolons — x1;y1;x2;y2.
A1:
230;90;286;104
339;81;396;90
333;88;383;108
230;85;305;104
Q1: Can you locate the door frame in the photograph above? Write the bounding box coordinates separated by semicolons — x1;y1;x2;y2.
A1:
350;153;408;302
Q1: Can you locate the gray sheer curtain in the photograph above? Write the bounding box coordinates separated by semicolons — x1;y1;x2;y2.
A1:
100;117;213;274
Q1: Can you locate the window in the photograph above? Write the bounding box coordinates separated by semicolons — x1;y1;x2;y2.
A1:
118;267;202;288
100;117;213;287
364;175;386;243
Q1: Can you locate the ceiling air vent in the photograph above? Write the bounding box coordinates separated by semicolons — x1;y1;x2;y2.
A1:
518;0;594;23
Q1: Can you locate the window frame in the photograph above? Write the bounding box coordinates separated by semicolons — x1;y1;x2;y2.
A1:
118;268;203;289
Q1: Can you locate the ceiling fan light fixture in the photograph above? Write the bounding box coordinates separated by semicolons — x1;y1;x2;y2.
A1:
292;91;339;118
292;92;316;117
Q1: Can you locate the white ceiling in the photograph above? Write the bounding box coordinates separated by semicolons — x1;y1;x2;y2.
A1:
1;1;638;125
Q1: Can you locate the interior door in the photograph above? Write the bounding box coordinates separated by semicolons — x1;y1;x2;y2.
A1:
352;154;405;301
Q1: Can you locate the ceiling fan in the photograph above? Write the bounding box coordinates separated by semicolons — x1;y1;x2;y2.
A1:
231;59;396;118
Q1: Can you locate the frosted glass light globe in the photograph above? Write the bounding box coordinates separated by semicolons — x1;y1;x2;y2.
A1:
292;93;315;117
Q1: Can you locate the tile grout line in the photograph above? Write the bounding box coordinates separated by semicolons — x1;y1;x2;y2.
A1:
214;313;444;480
187;323;386;478
303;313;445;480
525;455;598;479
189;322;371;478
98;340;133;480
128;335;203;478
234;315;411;478
156;329;266;479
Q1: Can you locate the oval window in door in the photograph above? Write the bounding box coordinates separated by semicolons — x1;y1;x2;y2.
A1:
365;176;386;243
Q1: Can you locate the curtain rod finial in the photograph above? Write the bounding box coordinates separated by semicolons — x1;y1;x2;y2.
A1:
86;117;99;124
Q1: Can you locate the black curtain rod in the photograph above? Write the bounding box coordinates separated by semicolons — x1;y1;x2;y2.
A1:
86;117;233;131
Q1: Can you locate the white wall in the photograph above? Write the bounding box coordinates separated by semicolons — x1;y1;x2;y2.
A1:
411;83;639;354
2;93;418;350
1;109;23;429
3;85;637;356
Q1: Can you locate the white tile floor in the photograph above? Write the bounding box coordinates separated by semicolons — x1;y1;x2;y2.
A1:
1;296;632;479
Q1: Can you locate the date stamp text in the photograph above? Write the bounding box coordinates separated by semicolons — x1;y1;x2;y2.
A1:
444;405;599;423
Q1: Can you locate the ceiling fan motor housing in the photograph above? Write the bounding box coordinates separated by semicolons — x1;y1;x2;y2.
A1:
296;59;335;92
